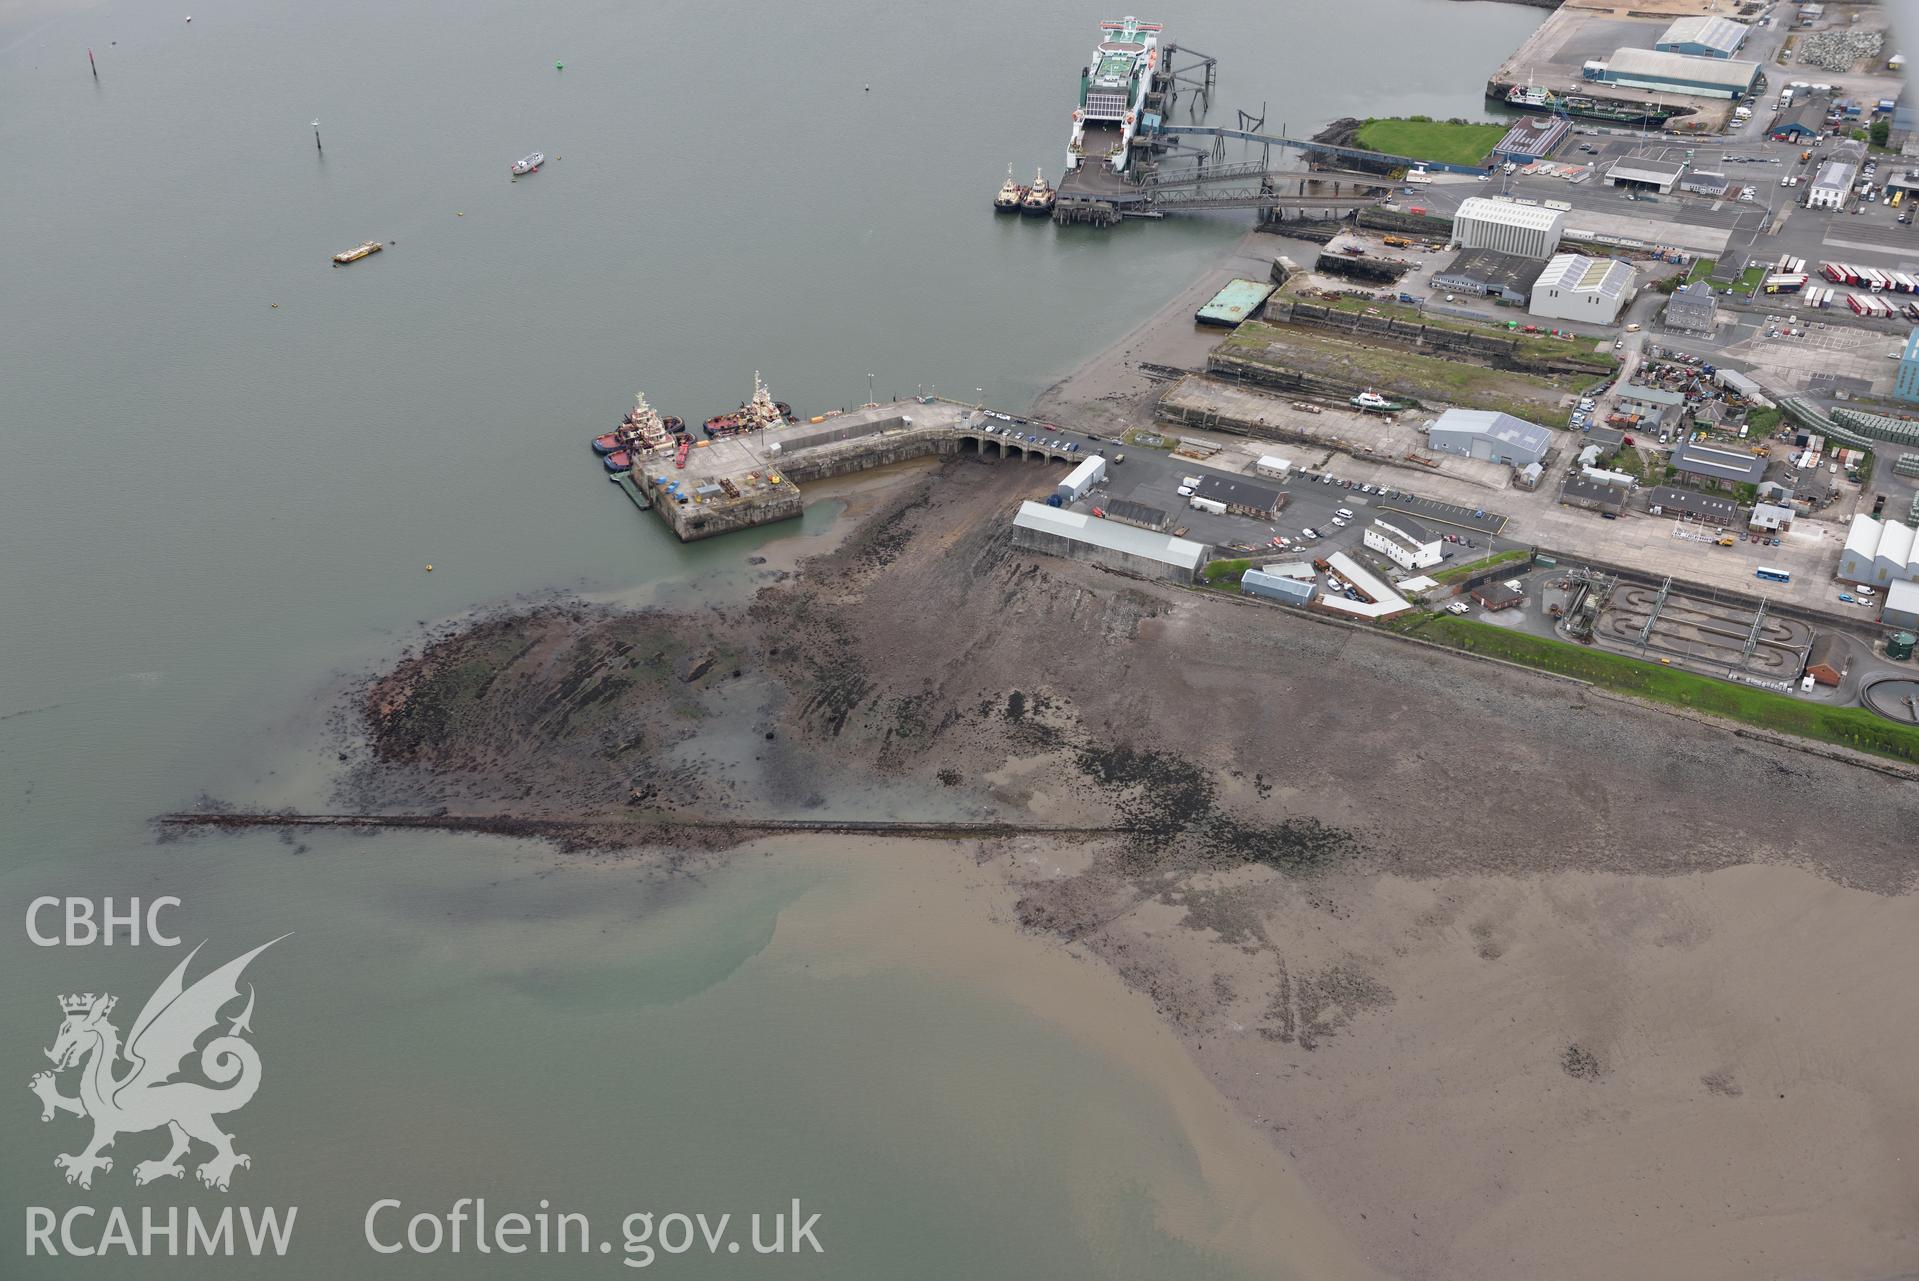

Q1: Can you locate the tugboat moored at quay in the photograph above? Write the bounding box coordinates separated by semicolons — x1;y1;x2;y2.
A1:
1021;168;1057;217
994;165;1029;213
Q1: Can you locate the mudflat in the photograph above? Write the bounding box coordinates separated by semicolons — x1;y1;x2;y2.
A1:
333;456;1919;1279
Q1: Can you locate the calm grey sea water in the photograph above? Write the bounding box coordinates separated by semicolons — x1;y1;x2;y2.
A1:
1;0;1542;1274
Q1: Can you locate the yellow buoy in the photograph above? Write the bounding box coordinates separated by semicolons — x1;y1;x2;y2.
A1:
425;564;434;572
456;212;464;217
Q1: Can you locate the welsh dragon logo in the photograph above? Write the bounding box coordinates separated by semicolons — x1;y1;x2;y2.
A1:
30;937;285;1191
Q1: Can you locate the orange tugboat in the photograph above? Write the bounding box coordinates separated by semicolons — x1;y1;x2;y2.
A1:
1020;168;1056;217
993;164;1028;213
706;373;793;437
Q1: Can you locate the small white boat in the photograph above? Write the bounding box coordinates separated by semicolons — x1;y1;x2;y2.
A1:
511;152;545;175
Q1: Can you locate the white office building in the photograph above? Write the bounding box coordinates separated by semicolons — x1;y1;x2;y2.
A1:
1809;160;1857;209
1363;514;1443;571
1529;254;1637;324
1451;198;1566;261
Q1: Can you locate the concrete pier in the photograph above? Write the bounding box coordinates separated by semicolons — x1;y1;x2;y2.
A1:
631;400;1077;541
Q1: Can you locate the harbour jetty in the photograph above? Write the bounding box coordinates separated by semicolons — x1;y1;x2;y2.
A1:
629;398;1074;541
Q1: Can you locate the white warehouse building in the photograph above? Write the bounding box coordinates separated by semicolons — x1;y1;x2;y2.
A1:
1838;514;1919;585
1450;197;1566;261
1529;254;1638;325
1656;15;1751;58
1427;408;1554;468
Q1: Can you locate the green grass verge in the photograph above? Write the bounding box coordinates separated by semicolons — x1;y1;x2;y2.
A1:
1321;296;1620;373
1430;548;1530;585
1736;265;1767;294
1686;258;1716;284
1354;118;1506;168
1393;615;1919;764
1204;558;1252;585
1219;321;1591;428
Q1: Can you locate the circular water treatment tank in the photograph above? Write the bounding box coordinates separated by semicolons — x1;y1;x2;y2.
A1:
1889;632;1917;661
1861;676;1919;725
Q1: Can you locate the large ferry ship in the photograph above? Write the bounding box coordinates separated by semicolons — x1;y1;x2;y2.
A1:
1067;16;1162;175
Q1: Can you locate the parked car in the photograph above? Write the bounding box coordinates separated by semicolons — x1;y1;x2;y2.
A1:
1301;528;1320;540
1177;486;1194;497
1446;601;1471;615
